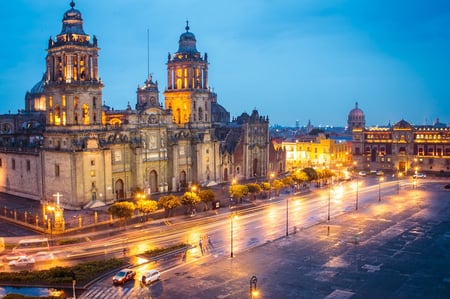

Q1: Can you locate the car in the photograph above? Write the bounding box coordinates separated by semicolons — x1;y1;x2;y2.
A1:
413;173;426;179
358;171;367;176
8;256;35;267
141;269;160;285
376;170;384;176
1;253;22;262
32;251;54;262
444;184;450;190
113;268;136;285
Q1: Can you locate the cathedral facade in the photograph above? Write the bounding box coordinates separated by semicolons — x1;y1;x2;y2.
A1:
0;1;269;209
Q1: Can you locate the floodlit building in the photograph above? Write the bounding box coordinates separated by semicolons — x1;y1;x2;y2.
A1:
352;107;450;175
0;1;269;208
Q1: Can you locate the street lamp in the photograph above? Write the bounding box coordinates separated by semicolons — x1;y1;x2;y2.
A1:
250;275;258;299
230;212;238;258
328;182;331;222
285;197;289;237
378;176;384;202
397;172;403;194
269;172;275;199
353;161;359;210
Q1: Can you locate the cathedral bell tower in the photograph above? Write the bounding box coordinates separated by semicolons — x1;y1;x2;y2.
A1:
164;22;211;127
136;74;160;111
44;1;103;127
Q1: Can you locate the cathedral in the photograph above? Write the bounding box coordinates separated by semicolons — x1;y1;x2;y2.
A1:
0;1;269;208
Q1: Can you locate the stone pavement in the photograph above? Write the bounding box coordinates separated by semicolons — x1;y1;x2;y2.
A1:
154;183;450;299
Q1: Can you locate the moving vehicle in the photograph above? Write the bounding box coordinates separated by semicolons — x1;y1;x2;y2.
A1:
32;251;54;262
8;256;35;267
413;173;426;178
12;238;50;255
358;171;367;176
113;268;136;285
141;269;160;285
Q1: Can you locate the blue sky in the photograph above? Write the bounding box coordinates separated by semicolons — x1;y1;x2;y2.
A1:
0;0;449;127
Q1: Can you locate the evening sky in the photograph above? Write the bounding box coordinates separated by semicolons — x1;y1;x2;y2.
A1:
0;0;449;127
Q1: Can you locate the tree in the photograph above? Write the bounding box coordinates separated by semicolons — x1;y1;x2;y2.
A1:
182;191;201;213
272;179;284;196
229;184;248;204
199;189;216;211
260;182;271;199
282;176;293;187
292;170;309;184
136;199;158;221
302;167;318;184
321;168;335;185
108;201;135;227
158;194;182;217
246;183;261;201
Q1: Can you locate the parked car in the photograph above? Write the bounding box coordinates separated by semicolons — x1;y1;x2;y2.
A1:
358;171;367;176
141;269;160;285
113;268;136;285
8;256;35;267
376;170;384;176
413;173;426;179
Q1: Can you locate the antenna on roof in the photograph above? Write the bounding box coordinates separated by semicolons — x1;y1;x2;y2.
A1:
147;28;150;78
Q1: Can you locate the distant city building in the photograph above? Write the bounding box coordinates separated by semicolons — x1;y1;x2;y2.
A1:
0;1;269;208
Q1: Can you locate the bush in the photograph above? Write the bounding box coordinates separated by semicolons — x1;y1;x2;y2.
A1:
0;258;126;286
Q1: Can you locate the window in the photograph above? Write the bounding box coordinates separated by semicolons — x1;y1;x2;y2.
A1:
0;158;2;167
90;170;96;177
91;160;95;166
26;160;31;171
11;159;15;170
55;164;60;177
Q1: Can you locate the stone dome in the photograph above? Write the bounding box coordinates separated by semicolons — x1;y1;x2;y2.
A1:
60;1;86;35
177;21;198;53
348;102;364;118
347;102;365;130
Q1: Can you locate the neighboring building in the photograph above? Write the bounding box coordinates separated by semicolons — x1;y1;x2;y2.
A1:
281;133;352;171
0;1;269;208
352;117;450;174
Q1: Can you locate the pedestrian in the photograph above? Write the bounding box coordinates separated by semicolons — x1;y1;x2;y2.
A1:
199;239;204;255
208;235;214;248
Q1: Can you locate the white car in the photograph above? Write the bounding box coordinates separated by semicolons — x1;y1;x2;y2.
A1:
141;269;160;285
32;251;54;262
8;256;35;267
414;173;426;178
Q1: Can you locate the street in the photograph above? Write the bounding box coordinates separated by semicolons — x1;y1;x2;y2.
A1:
77;180;450;298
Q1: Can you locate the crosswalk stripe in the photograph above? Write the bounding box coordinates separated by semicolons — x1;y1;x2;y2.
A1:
79;286;137;299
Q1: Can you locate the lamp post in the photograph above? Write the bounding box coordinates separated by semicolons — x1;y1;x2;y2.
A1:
250;275;258;299
230;213;238;258
353;161;359;210
378;177;384;202
285;197;289;237
269;172;275;199
355;174;359;211
328;182;331;222
327;181;331;236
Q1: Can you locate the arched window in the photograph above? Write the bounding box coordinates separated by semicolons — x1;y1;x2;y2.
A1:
54;105;61;126
82;104;90;125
